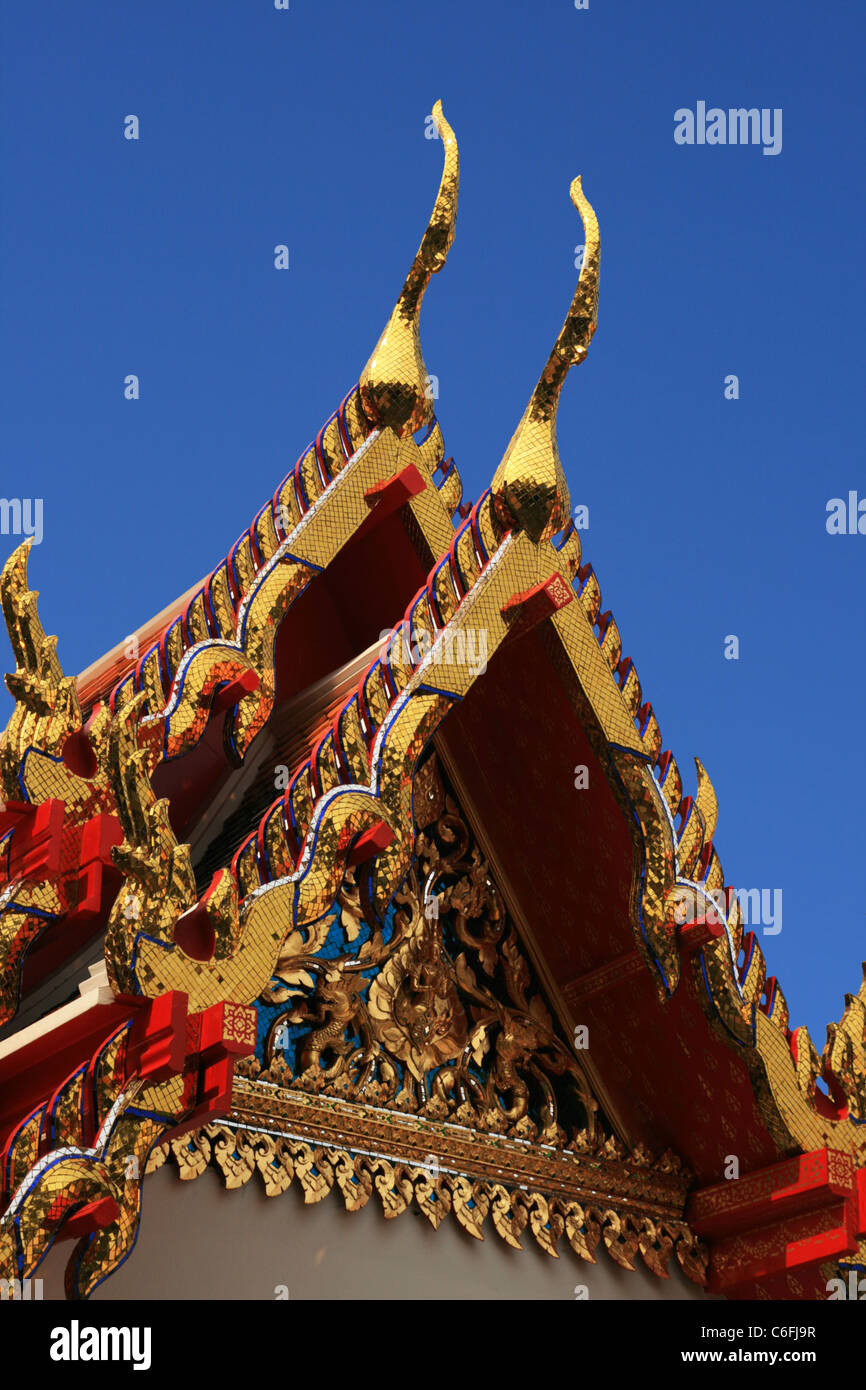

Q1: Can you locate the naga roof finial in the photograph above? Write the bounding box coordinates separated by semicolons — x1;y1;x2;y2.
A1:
360;100;459;438
491;176;600;543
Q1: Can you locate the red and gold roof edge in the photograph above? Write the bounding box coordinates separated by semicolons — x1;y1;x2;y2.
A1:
76;98;464;721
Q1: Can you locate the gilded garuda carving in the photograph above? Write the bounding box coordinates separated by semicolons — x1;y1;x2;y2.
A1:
151;756;706;1286
248;757;600;1148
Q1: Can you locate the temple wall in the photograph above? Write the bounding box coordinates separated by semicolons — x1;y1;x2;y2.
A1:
37;1164;711;1301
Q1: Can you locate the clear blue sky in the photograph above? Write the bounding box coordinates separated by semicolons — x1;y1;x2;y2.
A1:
1;0;863;1048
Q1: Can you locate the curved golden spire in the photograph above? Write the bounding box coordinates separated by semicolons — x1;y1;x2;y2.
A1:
360;100;459;438
491;176;600;543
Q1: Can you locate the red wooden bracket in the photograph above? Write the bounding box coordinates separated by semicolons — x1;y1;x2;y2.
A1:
500;574;574;640
0;799;65;883
212;669;260;715
364;463;427;513
17;811;125;995
348;820;393;867
194;1054;235;1116
126;990;189;1084
857;1167;866;1235
676;916;727;951
196;1000;258;1060
177;999;257;1125
688;1148;863;1297
55;1196;120;1242
71;814;124;924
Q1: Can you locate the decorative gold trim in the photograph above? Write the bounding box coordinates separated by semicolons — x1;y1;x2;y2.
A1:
153;1087;707;1284
522;498;866;1160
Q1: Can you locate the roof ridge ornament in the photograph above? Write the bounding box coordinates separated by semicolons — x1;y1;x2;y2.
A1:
360;100;459;438
492;175;600;543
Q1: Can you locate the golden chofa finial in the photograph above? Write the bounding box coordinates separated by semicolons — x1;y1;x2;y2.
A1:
359;101;459;438
491;176;600;543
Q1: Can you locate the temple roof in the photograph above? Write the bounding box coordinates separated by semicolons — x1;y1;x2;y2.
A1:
1;103;864;1302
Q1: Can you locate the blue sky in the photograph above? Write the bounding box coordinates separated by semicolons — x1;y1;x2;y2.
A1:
1;0;863;1047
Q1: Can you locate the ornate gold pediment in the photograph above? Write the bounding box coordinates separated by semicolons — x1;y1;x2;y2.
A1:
151;754;707;1285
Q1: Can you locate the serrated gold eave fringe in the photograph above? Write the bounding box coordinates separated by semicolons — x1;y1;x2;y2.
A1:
151;1123;708;1287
